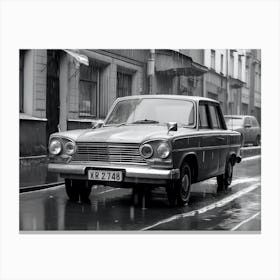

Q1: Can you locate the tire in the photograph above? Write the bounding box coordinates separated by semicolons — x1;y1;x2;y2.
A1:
166;162;192;206
254;135;260;146
65;179;92;202
217;159;233;193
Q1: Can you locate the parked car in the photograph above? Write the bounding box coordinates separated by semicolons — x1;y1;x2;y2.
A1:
48;95;242;206
224;115;261;146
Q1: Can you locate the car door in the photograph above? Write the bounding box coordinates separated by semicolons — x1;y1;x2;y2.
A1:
251;116;260;142
197;102;214;179
244;116;252;143
208;103;227;176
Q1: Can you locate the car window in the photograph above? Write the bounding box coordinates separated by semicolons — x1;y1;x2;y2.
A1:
209;105;222;129
199;104;210;128
244;117;251;126
225;117;243;127
251;117;259;127
105;98;195;127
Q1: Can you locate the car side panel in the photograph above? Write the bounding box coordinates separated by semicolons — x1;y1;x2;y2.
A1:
172;131;241;182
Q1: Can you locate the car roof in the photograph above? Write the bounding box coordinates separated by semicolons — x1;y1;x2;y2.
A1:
116;94;219;104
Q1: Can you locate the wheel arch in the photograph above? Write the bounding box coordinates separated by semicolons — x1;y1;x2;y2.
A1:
227;151;238;165
179;152;198;183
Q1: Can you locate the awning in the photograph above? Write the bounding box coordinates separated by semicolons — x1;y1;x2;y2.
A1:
155;50;208;77
63;49;89;66
230;77;245;88
156;61;208;77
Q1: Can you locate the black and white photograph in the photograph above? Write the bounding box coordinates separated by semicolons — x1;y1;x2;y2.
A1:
1;1;280;280
19;49;261;231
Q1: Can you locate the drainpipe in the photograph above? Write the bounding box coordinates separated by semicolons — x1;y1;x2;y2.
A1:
147;49;155;94
226;49;230;115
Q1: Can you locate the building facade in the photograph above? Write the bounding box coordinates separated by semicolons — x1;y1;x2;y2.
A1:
19;49;261;156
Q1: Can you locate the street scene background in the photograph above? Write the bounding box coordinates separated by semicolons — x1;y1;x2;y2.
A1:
19;49;261;231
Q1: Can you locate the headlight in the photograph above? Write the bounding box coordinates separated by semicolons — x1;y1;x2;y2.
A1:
64;141;76;155
49;139;62;155
139;144;153;159
156;142;170;159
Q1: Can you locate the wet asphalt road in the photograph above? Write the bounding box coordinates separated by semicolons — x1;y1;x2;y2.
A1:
20;156;261;231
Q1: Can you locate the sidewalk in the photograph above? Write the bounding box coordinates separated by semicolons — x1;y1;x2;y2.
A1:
20;155;63;192
19;146;261;192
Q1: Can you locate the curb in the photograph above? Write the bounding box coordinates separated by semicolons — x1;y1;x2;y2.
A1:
240;146;261;158
20;181;64;193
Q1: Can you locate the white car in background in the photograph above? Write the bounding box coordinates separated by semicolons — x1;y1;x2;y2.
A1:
224;115;261;146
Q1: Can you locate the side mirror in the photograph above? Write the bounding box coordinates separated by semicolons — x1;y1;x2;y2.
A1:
92;120;104;129
167;122;178;134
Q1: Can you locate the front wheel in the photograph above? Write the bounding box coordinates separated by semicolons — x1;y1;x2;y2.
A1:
65;179;92;202
166;162;192;206
217;159;233;193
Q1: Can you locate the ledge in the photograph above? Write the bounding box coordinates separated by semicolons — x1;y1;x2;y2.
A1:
68;118;95;123
20;113;47;121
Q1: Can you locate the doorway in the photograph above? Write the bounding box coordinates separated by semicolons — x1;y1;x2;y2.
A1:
46;50;60;142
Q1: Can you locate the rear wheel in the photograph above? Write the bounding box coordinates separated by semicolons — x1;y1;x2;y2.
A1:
217;159;233;193
65;179;92;202
254;135;260;146
166;162;192;206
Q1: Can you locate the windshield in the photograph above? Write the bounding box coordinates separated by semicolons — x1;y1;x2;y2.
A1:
225;117;244;127
105;98;195;127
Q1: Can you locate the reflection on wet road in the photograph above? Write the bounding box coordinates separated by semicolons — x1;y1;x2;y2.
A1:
20;156;261;231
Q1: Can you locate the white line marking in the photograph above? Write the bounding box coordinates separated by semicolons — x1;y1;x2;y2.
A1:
231;211;261;231
241;146;261;150
141;181;260;231
98;188;120;195
230;177;260;188
241;155;261;162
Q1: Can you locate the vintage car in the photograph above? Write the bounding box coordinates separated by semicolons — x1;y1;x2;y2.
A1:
224;115;261;146
48;95;242;206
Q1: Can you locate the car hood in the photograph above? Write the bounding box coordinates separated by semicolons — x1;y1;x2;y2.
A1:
51;125;196;144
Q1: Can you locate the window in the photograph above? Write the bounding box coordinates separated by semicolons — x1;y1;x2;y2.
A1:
19;50;24;112
117;72;132;97
105;98;195;127
230;51;234;76
244;117;251;127
245;65;249;86
209;105;222;129
79;64;98;118
220;54;224;73
211;50;216;70
199;104;210;128
238;55;242;79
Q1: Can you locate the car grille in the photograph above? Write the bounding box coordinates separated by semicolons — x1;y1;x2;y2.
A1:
72;142;146;164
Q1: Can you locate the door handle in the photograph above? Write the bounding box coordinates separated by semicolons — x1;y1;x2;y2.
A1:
217;137;225;141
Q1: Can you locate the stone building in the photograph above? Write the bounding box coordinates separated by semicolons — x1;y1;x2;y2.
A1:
19;49;260;157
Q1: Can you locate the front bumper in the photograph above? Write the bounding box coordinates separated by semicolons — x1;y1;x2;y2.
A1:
48;162;180;185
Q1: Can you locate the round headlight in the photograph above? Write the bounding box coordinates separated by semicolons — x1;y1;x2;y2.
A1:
64;141;76;155
139;144;153;159
49;139;62;155
157;142;170;159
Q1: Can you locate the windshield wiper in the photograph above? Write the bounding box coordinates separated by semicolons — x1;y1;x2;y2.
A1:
132;119;159;124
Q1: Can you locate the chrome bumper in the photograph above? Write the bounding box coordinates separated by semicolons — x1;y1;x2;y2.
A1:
48;162;180;181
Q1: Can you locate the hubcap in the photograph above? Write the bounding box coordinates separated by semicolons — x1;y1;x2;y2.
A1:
181;174;190;198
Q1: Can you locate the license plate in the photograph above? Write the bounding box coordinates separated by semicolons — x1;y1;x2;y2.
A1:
88;170;123;182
